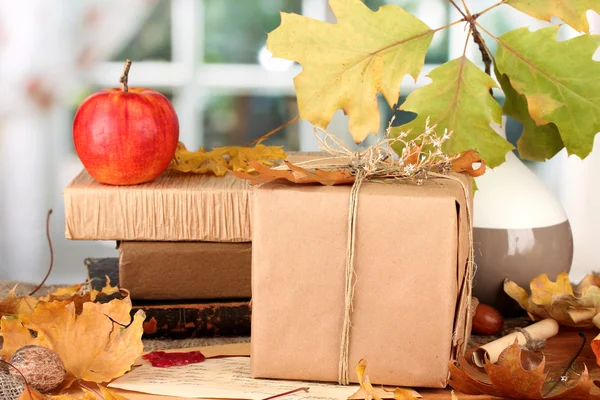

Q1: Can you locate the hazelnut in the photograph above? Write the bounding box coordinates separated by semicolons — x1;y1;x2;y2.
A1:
9;345;66;393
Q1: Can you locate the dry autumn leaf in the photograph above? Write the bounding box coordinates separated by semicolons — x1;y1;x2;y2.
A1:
0;278;119;321
169;142;286;176
17;386;48;400
1;294;144;391
0;287;37;319
449;340;600;399
234;149;484;186
355;359;419;400
233;160;355;186
38;279;120;315
504;273;600;328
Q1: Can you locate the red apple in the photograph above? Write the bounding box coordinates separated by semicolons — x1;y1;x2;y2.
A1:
73;60;179;185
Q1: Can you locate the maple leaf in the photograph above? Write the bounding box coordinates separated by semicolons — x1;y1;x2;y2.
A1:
449;340;600;399
170;142;286;176
1;295;144;390
495;66;563;162
49;384;125;400
17;386;48;400
391;56;513;168
0;317;37;360
504;273;600;328
494;26;600;160
505;0;600;33
38;279;120;314
96;385;128;400
267;0;433;143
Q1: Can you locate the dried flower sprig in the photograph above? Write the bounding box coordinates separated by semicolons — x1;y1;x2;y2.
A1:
311;116;466;185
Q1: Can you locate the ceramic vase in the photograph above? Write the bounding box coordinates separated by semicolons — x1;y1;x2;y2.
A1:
472;118;573;314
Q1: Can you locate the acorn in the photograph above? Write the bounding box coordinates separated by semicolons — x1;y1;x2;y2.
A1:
472;303;504;335
9;345;66;393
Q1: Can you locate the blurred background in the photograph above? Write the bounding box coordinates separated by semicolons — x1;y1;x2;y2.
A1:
0;0;598;284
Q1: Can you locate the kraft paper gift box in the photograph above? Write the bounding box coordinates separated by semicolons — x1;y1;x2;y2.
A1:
250;174;473;388
118;241;252;300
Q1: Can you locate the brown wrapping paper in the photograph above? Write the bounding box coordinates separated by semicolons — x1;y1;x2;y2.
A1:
118;241;252;300
64;170;253;242
63;153;323;242
250;175;472;388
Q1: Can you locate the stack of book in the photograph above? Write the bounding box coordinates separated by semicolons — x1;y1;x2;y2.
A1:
63;169;253;339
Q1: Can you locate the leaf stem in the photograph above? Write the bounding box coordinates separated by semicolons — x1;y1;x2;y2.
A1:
474;21;499;41
29;209;54;296
448;0;468;20
476;0;507;17
433;18;468;33
461;0;472;16
463;25;473;57
247;115;299;147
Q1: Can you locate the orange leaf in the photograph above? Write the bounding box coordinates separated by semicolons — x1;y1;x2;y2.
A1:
233;160;355;186
449;340;600;399
451;150;486;177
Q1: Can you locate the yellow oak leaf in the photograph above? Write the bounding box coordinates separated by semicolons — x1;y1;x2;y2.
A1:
2;296;144;390
170;142;286;176
506;0;600;33
267;0;433;143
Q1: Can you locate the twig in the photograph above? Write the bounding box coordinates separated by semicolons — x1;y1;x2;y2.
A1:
262;387;310;400
471;25;494;88
542;332;586;397
29;209;54;296
247;115;299;147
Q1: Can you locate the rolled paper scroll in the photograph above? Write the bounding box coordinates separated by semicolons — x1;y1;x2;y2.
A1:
472;318;559;367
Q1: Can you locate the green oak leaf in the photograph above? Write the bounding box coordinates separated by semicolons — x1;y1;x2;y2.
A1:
267;0;433;143
392;57;513;168
495;26;600;160
506;0;600;33
494;65;564;161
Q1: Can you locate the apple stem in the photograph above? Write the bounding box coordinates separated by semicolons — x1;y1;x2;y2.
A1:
120;59;132;92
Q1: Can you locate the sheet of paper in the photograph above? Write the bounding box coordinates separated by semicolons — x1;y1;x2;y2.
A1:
109;357;360;400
